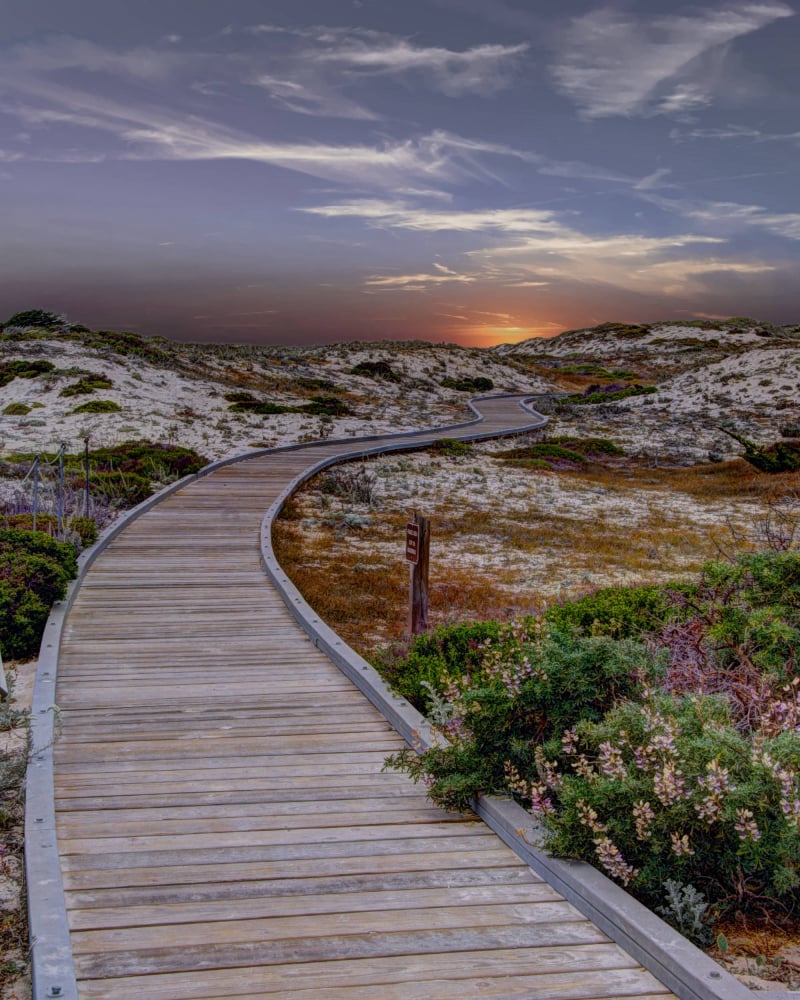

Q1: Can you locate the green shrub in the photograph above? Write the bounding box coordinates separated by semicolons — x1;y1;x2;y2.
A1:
351;360;400;382
88;441;207;478
303;395;353;416
69;399;121;414
83;329;170;365
544;583;684;638
0;529;78;659
375;620;507;711
501;443;586;464
564;385;657;405
60;374;113;396
229;397;293;414
432;438;473;458
0;359;56;386
2;403;31;416
1;309;61;329
74;470;152;506
385;627;656;808
441;376;494;392
0;514;97;548
531;692;800;919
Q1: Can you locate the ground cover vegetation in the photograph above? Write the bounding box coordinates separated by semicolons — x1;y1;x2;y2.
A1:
384;549;800;948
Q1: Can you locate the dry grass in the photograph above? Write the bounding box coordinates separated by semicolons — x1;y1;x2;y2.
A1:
272;447;794;659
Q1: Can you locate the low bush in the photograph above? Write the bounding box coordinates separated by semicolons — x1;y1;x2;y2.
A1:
0;514;97;548
2;403;31;416
0;359;55;386
71;470;151;506
432;439;473;459
0;529;78;659
304;394;352;417
69;399;121;414
375;620;508;711
531;692;800;923
59;374;113;396
564;385;658;406
544;583;684;638
89;441;207;478
441;376;494;392
385;549;800;930
351;360;401;382
385;626;657;809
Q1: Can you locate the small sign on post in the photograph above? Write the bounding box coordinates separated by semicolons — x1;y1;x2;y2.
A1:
405;521;420;565
407;512;430;636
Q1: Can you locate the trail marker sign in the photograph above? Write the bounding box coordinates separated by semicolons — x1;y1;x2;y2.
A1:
405;522;420;564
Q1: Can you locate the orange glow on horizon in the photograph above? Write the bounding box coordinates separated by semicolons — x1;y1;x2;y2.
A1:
452;323;564;348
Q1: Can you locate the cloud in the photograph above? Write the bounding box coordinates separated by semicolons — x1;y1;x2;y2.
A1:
243;24;529;98
683;201;800;240
551;3;793;118
669;125;800;144
365;266;475;291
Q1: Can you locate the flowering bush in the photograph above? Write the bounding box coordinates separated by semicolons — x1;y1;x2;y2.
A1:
526;691;800;919
385;550;800;929
385;625;656;810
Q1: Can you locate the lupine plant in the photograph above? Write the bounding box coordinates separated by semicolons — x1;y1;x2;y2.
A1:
386;550;800;930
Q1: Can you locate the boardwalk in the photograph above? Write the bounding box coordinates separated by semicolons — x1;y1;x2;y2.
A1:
49;398;676;999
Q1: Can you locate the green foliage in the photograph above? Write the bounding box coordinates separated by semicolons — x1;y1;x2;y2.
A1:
351;360;401;381
1;309;62;329
69;399;121;414
499;437;624;465
432;438;473;458
0;359;56;386
725;430;800;474
375;620;507;711
503;444;586;464
230;397;293;414
656;881;714;947
2;403;31;416
544;583;684;638
565;385;658;405
0;529;78;659
0;514;97;547
536;693;800;917
77;470;151;506
680;551;800;682
83;329;170;365
59;374;113;396
385;625;655;809
88;441;207;478
304;394;352;416
441;375;494;392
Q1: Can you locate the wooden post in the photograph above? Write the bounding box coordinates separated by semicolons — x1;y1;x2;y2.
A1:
408;512;430;636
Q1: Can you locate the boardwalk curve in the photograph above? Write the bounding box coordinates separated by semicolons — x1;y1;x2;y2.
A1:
23;395;731;999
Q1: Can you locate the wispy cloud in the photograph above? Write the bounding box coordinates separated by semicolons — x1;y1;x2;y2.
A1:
241;24;529;100
551;3;793;118
669;124;800;144
640;189;800;241
365;266;475;291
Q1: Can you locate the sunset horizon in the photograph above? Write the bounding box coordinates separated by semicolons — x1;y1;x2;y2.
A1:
2;0;798;347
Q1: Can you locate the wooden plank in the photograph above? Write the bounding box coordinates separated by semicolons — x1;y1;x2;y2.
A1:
75;944;646;999
72;922;614;980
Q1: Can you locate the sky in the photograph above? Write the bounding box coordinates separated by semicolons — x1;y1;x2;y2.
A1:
0;0;798;347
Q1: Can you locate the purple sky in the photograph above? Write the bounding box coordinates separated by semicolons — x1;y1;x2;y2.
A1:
1;0;798;346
